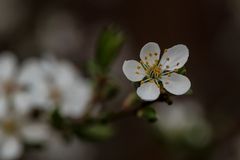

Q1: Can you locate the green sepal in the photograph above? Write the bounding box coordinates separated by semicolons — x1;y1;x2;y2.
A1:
137;106;157;122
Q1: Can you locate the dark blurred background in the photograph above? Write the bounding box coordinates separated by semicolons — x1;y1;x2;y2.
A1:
0;0;240;160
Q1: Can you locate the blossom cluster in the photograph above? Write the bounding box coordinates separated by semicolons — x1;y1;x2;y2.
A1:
0;52;92;160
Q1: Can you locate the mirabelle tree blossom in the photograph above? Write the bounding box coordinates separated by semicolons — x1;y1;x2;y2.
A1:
123;42;191;101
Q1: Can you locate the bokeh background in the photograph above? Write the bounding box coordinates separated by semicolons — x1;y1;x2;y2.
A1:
0;0;240;160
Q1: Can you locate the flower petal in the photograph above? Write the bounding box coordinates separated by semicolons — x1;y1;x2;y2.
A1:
0;137;23;160
17;59;47;90
161;73;191;95
60;80;92;118
122;60;146;82
0;52;17;82
137;81;160;101
0;96;7;120
140;42;161;66
160;44;189;71
13;92;32;115
41;57;78;90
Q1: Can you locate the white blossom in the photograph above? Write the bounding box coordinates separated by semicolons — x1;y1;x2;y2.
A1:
123;42;191;101
154;99;212;147
0;113;50;160
0;53;51;160
40;56;93;118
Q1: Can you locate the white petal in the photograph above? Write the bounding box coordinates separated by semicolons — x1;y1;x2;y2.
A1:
161;73;191;95
60;80;92;118
17;59;46;86
27;81;51;110
13;92;32;115
122;60;145;82
136;81;160;101
160;44;189;71
14;82;51;114
48;60;78;90
0;52;17;81
0;137;23;160
140;42;160;66
0;96;8;120
21;123;50;143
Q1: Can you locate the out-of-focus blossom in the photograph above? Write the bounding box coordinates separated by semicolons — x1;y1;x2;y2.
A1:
0;53;51;160
14;59;51;115
0;53;93;119
0;53;49;115
40;56;93;118
0;52;17;87
0;113;50;160
154;98;212;147
123;42;191;101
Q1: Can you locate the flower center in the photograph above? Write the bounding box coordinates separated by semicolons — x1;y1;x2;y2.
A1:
49;87;62;103
3;81;19;95
2;119;17;134
148;65;162;79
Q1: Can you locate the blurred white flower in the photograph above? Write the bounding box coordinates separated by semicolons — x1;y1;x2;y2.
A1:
14;59;52;115
0;53;50;115
155;99;212;147
0;52;17;91
0;52;93;118
0;113;50;160
40;56;93;118
123;42;191;101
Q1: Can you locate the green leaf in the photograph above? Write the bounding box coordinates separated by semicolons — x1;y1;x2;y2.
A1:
185;88;193;95
50;109;64;130
74;123;114;141
137;106;157;122
86;59;103;78
96;25;125;72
